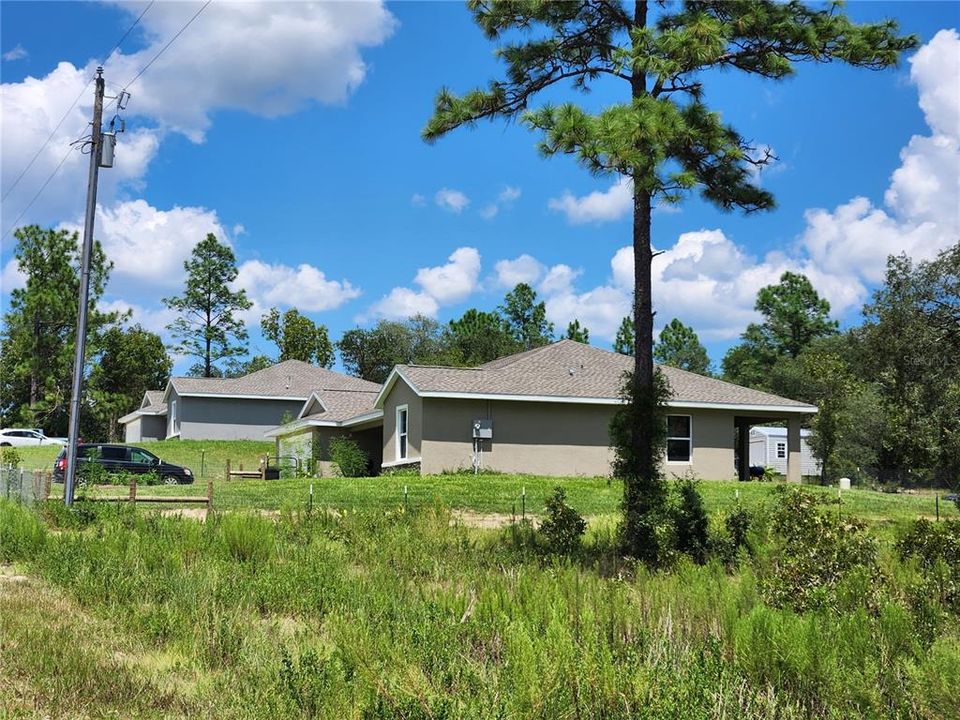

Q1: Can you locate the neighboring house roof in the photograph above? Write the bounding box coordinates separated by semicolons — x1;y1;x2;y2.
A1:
376;340;817;413
264;388;382;437
117;389;168;425
751;426;813;438
164;359;379;402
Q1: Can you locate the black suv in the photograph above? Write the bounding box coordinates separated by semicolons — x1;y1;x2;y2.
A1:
53;444;194;485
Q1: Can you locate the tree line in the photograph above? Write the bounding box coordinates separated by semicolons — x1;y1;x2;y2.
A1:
3;225;955;490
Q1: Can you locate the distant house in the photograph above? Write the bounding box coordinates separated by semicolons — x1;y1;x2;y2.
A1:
119;360;378;443
117;391;167;442
749;426;821;477
268;340;818;481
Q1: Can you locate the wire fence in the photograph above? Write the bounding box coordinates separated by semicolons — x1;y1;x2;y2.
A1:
0;465;52;505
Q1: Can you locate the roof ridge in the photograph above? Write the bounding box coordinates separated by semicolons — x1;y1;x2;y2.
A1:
478;341;564;369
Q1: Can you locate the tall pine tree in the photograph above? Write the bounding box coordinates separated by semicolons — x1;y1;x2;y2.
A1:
424;0;914;562
163;234;252;378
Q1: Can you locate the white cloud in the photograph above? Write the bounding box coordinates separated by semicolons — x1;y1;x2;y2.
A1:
99;298;177;335
413;247;481;304
1;2;396;228
493;254;544;288
435;187;470;213
548;176;632;224
536;30;960;342
498;186;522;203
411;193;426;207
1;62;162;231
539;264;581;296
2;45;28;62
367;287;439;321
368;246;481;319
58;199;228;286
798;28;959;285
1;258;26;293
234;259;361;314
102;1;398;142
479;185;522;220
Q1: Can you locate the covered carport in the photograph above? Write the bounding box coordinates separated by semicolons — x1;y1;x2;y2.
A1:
735;413;812;482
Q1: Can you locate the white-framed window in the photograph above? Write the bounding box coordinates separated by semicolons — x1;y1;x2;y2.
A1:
776;441;786;459
396;404;408;460
169;399;178;436
666;415;692;463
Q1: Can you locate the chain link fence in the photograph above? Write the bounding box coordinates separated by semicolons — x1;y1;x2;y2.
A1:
0;465;52;505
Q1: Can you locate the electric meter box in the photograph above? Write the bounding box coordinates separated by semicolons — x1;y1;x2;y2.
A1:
472;419;493;439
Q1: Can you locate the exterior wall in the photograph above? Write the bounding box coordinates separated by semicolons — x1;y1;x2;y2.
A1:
382;379;423;467
128;415;166;443
125;417;143;443
178;396;304;441
278;428;313;467
412;397;737;480
665;409;736;481
278;423;384;477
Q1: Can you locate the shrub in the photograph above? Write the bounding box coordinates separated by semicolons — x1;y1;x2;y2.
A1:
538;486;586;555
672;476;709;564
725;506;752;550
329;437;369;478
897;519;960;615
1;446;22;467
760;487;880;613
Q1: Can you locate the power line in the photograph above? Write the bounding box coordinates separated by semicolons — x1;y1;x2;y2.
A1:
2;0;210;241
120;0;212;93
1;146;76;240
1;1;155;202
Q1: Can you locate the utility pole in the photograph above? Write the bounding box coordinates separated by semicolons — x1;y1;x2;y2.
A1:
64;67;106;506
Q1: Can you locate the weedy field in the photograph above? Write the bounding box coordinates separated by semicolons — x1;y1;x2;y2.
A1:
1;480;958;719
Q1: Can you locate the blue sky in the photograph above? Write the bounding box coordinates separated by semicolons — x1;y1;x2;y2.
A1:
1;1;958;374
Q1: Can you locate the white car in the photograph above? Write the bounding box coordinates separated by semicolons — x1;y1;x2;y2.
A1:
0;428;67;447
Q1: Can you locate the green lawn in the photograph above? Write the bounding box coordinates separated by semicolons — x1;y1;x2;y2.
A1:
14;439;274;478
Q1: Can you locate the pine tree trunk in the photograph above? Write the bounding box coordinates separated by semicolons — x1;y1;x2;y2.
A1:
619;0;666;562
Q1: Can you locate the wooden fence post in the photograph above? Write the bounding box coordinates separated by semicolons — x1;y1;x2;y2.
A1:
207;478;214;512
225;459;231;481
128;476;137;504
260;455;266;481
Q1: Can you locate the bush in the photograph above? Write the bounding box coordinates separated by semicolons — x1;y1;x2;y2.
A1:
538;486;586;555
672;476;709;564
725;506;752;550
329;437;369;478
897;519;960;615
1;446;22;467
760;487;880;613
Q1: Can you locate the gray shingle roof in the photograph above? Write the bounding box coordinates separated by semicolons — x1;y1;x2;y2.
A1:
169;359;379;399
393;340;815;410
301;389;380;423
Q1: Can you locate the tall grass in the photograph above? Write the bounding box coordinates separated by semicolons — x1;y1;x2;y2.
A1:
0;499;957;718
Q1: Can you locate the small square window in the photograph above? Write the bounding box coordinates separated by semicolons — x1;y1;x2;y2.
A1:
776;442;786;459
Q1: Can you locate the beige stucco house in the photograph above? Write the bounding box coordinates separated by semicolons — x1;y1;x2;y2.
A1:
268;340;817;481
